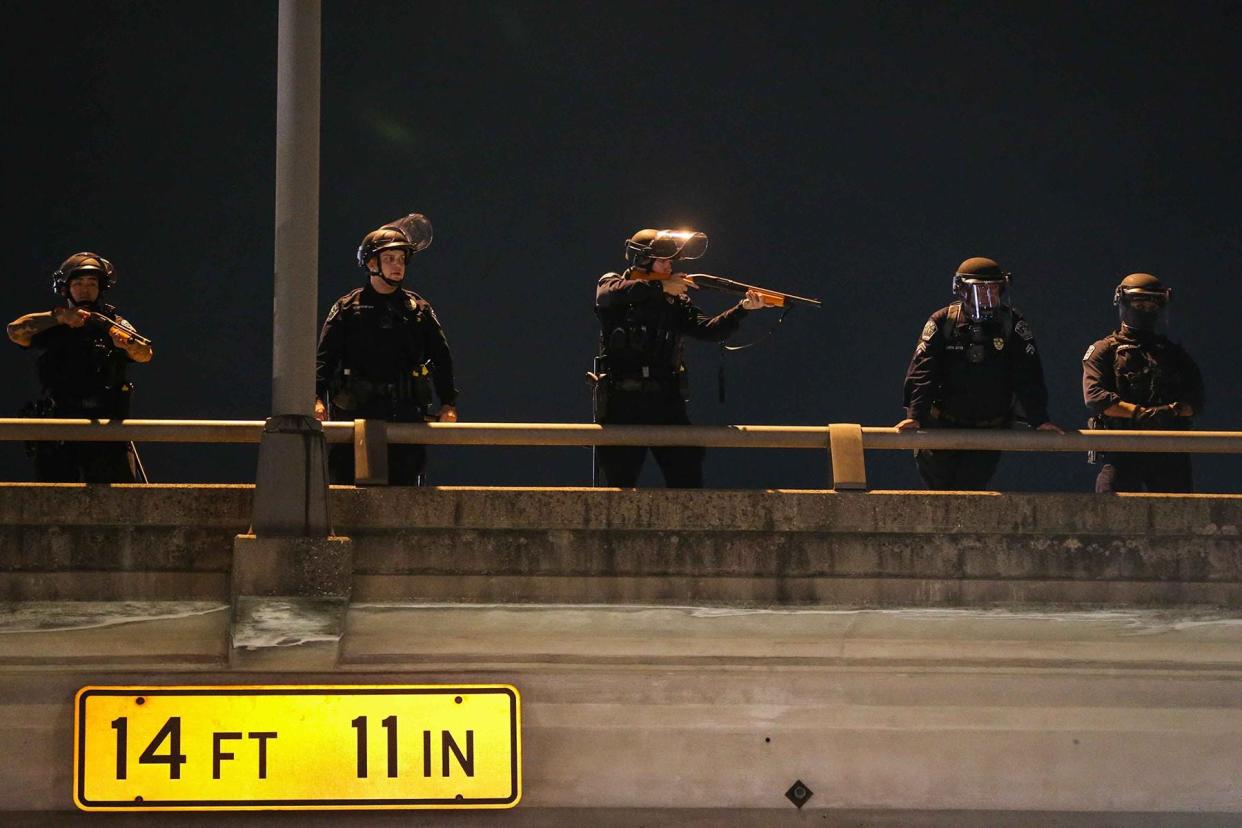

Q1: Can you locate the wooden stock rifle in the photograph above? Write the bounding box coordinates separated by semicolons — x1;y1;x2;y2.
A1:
632;270;821;308
86;311;153;347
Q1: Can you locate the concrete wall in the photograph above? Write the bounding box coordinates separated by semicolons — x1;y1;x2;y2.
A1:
1;484;1240;822
1;603;1240;822
2;484;1240;606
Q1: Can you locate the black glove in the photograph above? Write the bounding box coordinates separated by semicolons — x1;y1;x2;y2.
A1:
1132;403;1179;429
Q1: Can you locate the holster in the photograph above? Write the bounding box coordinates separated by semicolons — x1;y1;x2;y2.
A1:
404;363;435;407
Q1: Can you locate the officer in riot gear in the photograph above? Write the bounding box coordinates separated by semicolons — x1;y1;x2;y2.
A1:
897;256;1062;490
7;252;153;482
593;228;767;488
315;214;458;485
1082;272;1204;493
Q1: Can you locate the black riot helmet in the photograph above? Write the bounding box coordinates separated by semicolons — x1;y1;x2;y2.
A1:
624;228;709;270
1114;272;1171;331
52;252;116;297
356;213;434;280
951;257;1011;322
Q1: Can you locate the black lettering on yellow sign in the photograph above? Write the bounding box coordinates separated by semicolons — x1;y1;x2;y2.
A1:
351;715;399;778
424;728;475;777
112;716;187;780
443;730;474;778
212;732;279;779
353;716;475;779
76;685;521;810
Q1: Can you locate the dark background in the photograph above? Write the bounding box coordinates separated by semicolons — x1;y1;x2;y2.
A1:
3;1;1240;491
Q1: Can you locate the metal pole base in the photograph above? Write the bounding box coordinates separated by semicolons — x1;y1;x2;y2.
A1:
252;414;331;536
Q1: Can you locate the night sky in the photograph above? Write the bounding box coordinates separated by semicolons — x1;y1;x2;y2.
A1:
4;1;1240;491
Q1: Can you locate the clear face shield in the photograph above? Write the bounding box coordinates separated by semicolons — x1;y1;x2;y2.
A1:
1117;287;1171;332
381;213;434;253
956;278;1008;322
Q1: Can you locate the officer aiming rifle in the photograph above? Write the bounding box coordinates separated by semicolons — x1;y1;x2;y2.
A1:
591;228;818;488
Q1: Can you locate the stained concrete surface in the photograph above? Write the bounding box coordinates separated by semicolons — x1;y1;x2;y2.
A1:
4;485;1241;606
1;603;1240;819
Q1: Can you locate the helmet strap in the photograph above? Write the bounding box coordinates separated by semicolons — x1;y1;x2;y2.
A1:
368;266;403;289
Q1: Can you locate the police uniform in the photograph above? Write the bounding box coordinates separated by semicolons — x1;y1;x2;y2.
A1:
902;302;1051;490
22;303;140;482
1082;325;1204;493
316;283;457;485
594;270;749;487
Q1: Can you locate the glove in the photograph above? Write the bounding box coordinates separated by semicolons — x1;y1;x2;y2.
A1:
1132;403;1179;429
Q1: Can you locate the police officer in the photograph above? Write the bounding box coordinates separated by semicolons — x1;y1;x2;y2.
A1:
593;228;766;488
315;214;458;485
896;256;1062;490
6;252;153;482
1083;273;1204;493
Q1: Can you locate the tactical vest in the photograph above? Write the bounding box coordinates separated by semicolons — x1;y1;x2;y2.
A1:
935;303;1016;422
597;272;683;381
939;301;1014;345
1107;334;1183;407
35;303;130;411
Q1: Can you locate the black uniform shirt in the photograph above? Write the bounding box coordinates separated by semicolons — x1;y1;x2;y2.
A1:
903;303;1051;426
1082;325;1204;416
595;270;749;379
26;303;137;408
316;283;457;405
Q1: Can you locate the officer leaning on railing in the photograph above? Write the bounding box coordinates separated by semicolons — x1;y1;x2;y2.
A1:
1082;272;1205;493
896;256;1064;491
314;213;458;486
6;252;153;482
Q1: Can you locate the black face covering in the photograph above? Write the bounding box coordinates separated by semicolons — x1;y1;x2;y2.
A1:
1119;295;1166;331
1121;305;1161;331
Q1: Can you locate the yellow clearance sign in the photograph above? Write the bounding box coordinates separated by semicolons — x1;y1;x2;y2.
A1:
74;685;521;811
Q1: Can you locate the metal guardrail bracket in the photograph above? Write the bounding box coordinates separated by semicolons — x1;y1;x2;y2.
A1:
354;419;388;486
828;423;867;491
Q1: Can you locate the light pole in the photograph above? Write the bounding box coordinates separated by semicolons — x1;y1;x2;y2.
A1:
251;0;329;536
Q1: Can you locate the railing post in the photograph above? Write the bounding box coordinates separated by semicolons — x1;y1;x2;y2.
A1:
828;423;868;491
353;419;389;485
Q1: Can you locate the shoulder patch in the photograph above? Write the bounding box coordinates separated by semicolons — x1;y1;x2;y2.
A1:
920;319;938;342
1014;319;1033;340
1082;343;1095;361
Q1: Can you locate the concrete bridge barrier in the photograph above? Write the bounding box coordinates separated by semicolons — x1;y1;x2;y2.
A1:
1;484;1239;823
2;484;1239;607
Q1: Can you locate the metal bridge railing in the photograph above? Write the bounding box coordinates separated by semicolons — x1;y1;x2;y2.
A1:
1;418;1240;489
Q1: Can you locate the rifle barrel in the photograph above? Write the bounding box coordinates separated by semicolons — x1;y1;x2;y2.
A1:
88;312;153;346
685;274;822;308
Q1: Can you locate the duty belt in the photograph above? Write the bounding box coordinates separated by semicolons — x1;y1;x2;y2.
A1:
51;393;112;411
930;405;1009;428
611;377;677;392
345;378;400;396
